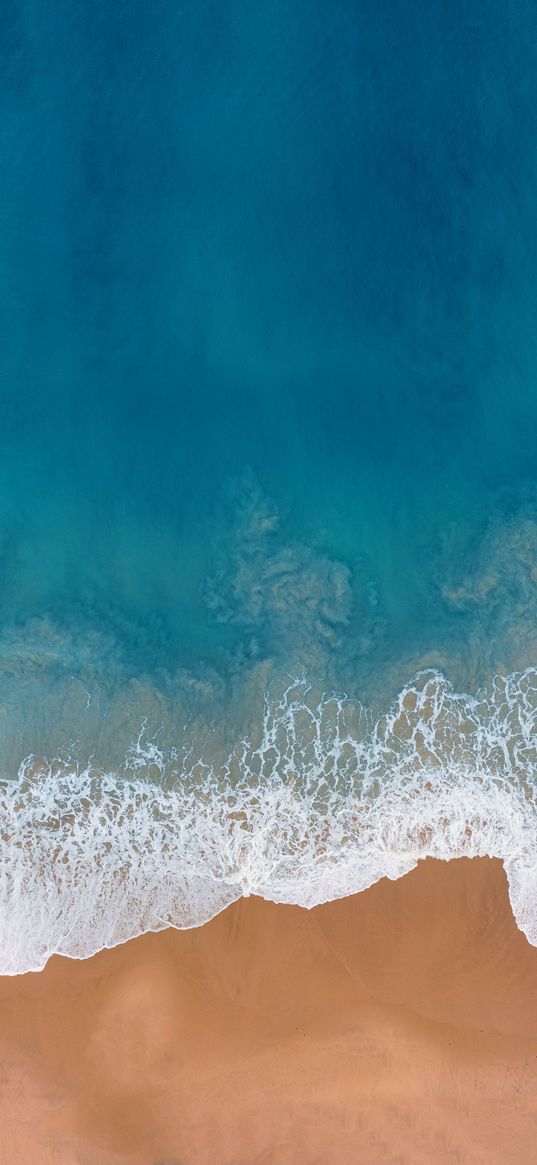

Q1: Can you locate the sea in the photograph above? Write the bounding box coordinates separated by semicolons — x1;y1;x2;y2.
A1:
1;0;537;972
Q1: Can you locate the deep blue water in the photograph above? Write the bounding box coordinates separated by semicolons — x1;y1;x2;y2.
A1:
2;0;537;771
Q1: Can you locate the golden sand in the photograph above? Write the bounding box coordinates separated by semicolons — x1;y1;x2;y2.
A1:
0;857;536;1164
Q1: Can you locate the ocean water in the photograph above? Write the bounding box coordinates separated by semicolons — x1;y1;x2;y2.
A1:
2;0;537;971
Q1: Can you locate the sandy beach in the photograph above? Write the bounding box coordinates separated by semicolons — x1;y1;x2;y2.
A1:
0;856;536;1164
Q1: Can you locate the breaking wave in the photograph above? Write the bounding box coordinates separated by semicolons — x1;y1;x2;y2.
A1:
1;668;537;974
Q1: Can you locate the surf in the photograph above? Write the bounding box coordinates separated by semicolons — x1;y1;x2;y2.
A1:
1;668;536;974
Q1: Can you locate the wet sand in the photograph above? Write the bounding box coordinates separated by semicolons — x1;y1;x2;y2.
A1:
0;857;536;1164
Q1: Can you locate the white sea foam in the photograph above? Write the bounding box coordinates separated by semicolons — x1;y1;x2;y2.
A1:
1;669;537;974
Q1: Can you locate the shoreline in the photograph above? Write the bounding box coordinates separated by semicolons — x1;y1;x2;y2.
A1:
0;857;536;1163
4;668;537;974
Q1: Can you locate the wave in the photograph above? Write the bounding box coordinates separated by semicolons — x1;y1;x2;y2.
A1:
1;668;537;974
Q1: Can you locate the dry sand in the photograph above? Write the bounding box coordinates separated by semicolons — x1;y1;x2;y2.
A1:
0;856;536;1164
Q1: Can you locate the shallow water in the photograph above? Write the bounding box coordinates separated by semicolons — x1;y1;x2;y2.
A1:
2;1;537;970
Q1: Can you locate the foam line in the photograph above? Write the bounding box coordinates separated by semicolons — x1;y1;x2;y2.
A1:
1;669;537;973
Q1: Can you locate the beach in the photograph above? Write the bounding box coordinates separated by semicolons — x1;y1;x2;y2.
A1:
0;856;535;1164
2;1;537;1161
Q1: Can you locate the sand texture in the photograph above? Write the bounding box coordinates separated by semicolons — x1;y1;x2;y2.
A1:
0;857;536;1164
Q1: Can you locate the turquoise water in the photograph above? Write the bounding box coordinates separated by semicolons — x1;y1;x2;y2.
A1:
2;2;537;970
